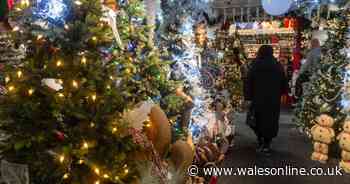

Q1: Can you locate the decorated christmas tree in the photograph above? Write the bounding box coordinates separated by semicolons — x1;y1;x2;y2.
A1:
0;0;181;183
216;29;247;113
294;10;349;134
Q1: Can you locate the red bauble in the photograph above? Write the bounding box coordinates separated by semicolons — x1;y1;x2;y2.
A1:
55;131;65;141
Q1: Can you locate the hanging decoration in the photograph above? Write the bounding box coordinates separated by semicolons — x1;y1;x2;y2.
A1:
32;0;71;26
102;0;123;48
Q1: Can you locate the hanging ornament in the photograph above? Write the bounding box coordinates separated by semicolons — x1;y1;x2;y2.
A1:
102;0;123;49
41;78;63;91
54;130;66;141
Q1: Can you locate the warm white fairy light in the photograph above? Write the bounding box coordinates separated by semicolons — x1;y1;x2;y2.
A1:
8;85;15;92
37;34;43;40
90;122;95;128
63;173;69;179
112;127;118;133
94;168;100;175
56;60;63;67
28;88;34;96
124;168;129;174
59;155;65;163
72;80;78;88
17;71;23;78
81;56;87;64
12;26;20;32
91;94;97;101
5;76;10;83
78;159;84;164
82;142;89;149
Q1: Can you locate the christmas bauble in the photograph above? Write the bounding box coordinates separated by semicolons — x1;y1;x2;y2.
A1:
54;130;65;141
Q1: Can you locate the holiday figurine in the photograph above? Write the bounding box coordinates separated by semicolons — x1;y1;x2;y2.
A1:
337;120;350;173
194;22;207;48
310;114;335;163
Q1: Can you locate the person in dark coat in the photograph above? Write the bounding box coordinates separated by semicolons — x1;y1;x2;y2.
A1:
245;45;288;155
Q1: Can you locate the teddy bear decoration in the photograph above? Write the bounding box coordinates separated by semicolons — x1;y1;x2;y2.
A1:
310;114;335;163
337;119;350;173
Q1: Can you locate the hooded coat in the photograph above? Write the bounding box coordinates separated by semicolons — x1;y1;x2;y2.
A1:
245;57;288;139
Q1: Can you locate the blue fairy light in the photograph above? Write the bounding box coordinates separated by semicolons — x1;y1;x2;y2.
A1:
127;41;137;52
32;0;71;26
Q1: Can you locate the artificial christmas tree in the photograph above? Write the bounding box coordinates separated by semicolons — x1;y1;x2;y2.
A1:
218;31;247;112
294;9;349;142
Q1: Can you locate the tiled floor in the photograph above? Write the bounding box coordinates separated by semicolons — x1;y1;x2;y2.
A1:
218;112;350;184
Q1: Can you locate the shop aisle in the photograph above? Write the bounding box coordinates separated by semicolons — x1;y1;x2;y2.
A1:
219;112;350;184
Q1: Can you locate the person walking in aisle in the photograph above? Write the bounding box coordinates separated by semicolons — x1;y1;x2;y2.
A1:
245;45;288;155
299;38;321;76
295;39;321;100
